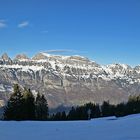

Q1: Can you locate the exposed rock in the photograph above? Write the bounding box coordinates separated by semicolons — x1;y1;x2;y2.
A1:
1;53;10;60
32;53;48;60
15;54;29;61
0;53;140;108
1;53;12;64
0;100;5;107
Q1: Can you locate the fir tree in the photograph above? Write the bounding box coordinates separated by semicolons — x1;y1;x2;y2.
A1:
3;84;24;120
61;111;67;120
67;107;76;120
101;101;115;117
23;88;35;120
35;92;48;120
115;103;126;117
53;112;62;120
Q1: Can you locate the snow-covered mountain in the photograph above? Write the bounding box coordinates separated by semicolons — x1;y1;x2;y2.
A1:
0;52;140;108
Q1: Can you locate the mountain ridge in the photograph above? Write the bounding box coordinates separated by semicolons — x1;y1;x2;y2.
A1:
0;52;140;108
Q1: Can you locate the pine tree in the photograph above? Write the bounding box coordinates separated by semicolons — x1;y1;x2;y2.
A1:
61;111;67;120
35;92;48;120
101;101;113;117
3;84;24;120
67;107;76;120
115;103;126;117
53;112;62;120
23;88;35;120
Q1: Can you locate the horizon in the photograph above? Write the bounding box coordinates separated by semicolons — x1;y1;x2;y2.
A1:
0;51;140;67
0;0;140;66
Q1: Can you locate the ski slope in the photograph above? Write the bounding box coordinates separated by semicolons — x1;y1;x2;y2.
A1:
0;114;140;140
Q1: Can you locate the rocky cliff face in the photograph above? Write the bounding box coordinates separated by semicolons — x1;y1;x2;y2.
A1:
0;53;140;108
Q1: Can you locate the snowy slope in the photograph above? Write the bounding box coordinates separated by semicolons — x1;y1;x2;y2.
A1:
0;114;140;140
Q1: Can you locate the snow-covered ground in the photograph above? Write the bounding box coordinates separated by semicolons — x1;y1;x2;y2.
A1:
0;114;140;140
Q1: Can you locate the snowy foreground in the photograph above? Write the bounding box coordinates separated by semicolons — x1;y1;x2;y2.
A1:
0;114;140;140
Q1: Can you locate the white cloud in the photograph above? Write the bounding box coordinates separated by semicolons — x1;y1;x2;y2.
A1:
18;21;29;28
44;50;76;53
0;20;7;28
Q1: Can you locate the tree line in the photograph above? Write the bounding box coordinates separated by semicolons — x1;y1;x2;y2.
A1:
3;84;140;121
50;96;140;121
3;84;48;120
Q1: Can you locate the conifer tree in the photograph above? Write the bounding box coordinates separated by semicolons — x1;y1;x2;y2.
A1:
23;88;35;120
61;111;67;120
35;92;48;120
67;107;76;120
4;84;24;120
53;112;62;120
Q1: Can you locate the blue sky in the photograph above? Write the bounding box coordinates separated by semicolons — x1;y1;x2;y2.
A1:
0;0;140;66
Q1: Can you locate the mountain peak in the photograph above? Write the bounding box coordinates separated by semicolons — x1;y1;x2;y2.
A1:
1;53;12;61
32;53;49;60
15;54;29;61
